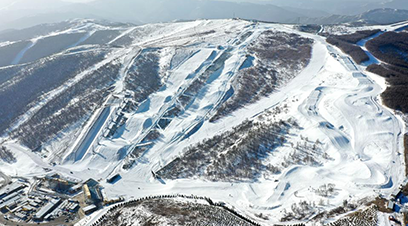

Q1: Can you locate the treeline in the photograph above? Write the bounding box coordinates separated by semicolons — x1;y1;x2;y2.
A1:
326;29;381;64
332;30;381;44
326;38;368;64
121;49;163;170
281;200;316;222
377;82;408;113
123;49;234;169
20;32;87;64
366;31;408;113
326;206;378;226
157;118;299;182
12;55;121;150
366;32;408;68
91;194;260;226
158;104;328;182
211;31;313;122
0;40;31;67
125;49;162;103
296;24;321;34
0;50;107;135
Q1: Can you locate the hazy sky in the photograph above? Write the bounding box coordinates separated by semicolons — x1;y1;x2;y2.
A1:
63;0;94;2
0;0;386;8
0;0;273;9
0;0;92;7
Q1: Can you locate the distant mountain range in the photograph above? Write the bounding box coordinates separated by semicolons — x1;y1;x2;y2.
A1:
0;0;407;31
271;0;408;15
297;8;408;25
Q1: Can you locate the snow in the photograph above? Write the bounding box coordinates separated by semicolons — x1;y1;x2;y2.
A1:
357;31;383;67
0;41;15;48
9;20;124;66
64;107;112;162
0;142;47;177
321;20;408;36
11;40;36;65
0;19;405;225
378;212;392;226
78;21;403;224
358;21;408;68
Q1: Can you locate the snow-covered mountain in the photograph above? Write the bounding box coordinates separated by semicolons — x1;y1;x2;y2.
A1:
1;0;407;31
271;0;408;15
0;18;408;225
298;8;408;25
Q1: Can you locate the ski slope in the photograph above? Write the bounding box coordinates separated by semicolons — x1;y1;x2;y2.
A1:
72;20;406;225
0;19;405;225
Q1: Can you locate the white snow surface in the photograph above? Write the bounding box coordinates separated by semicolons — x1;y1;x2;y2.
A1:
0;19;406;225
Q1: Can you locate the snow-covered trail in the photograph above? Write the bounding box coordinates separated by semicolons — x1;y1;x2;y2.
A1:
259;33;404;221
358;21;408;67
108;26;137;45
357;31;383;66
294;49;403;191
10;21;122;66
11;40;36;65
67;31;94;49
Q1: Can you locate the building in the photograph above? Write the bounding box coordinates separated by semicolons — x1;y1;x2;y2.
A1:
106;174;121;184
14;212;28;221
83;204;97;215
69;184;82;194
33;198;62;221
45;200;66;221
67;202;80;212
48;178;72;192
391;189;402;201
45;174;78;193
21;205;34;212
0;183;26;199
83;184;91;200
83;179;103;204
387;201;395;211
0;195;21;212
1;192;19;203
